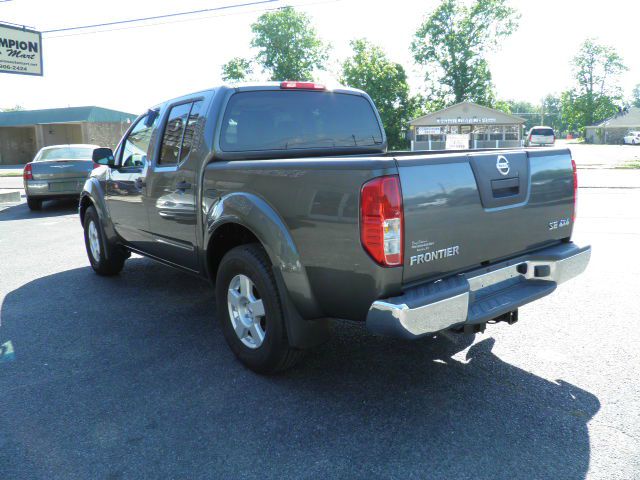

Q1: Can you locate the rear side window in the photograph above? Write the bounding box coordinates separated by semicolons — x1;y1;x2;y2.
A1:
531;128;554;136
159;101;203;165
220;91;383;152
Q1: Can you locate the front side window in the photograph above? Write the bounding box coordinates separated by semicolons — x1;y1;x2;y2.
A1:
159;101;203;166
220;91;383;152
121;113;158;168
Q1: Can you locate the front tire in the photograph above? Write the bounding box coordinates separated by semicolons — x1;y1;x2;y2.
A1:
83;206;126;276
216;244;303;374
26;196;42;211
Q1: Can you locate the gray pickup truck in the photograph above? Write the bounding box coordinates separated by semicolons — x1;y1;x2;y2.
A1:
80;81;590;373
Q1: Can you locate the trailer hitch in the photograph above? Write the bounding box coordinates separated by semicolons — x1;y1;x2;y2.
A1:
490;310;519;325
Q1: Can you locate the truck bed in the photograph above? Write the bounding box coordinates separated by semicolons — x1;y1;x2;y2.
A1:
203;147;576;322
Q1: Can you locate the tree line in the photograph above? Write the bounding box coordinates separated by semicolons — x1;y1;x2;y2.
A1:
222;1;634;149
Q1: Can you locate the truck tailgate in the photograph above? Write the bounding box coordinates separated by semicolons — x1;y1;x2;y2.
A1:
398;149;575;284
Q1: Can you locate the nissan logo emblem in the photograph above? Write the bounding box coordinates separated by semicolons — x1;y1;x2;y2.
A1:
496;155;510;176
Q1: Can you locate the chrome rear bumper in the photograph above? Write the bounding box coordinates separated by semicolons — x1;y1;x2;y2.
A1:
366;242;591;339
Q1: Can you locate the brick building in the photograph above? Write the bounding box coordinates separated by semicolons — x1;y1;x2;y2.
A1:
585;107;640;144
0;106;137;165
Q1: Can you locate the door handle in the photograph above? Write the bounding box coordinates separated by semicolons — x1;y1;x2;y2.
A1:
135;177;146;188
176;181;191;191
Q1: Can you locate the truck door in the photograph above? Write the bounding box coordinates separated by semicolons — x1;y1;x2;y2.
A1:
145;100;203;272
105;112;158;249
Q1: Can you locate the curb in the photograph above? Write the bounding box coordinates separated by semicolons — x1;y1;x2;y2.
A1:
0;190;22;204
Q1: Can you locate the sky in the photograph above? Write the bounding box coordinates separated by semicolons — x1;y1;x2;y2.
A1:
1;0;639;115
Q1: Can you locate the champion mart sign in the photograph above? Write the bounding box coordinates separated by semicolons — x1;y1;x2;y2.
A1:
0;24;43;76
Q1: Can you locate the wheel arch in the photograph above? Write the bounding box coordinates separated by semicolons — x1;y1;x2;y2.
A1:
204;192;321;320
79;178;118;246
79;194;93;225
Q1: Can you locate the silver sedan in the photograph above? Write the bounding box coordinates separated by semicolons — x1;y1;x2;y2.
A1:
23;144;100;211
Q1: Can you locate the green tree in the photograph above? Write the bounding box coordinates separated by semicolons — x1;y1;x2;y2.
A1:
496;99;539;132
563;38;627;130
542;94;565;133
411;0;519;106
221;57;253;82
220;7;328;82
0;105;24;112
560;90;583;133
250;6;328;81
632;84;640;108
341;39;416;150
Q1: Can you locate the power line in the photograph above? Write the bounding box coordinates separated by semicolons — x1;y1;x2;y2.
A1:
41;0;279;34
0;19;35;29
43;0;341;39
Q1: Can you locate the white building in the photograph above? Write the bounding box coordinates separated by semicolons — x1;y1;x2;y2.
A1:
408;102;526;151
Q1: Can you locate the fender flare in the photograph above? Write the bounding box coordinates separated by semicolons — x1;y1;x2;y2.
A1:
205;192;322;321
79;178;119;252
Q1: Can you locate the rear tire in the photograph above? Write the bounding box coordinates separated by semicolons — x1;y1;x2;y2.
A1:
216;243;304;374
83;206;126;276
26;196;42;211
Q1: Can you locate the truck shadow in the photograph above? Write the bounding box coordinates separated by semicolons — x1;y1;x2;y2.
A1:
0;198;78;221
0;258;599;479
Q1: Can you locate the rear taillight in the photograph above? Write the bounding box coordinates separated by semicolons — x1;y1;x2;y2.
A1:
571;159;578;222
23;163;33;180
280;81;326;90
360;175;403;266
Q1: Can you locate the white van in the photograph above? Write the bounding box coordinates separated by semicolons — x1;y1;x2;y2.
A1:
527;126;555;146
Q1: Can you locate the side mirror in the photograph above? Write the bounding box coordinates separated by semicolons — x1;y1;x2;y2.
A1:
92;147;115;167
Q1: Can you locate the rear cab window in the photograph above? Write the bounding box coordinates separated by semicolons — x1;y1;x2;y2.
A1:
38;147;94;161
220;90;383;153
531;128;554;136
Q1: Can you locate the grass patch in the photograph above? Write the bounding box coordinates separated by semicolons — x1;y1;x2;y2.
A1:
0;171;22;177
617;161;640;169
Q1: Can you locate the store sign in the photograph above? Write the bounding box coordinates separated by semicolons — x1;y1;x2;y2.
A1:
436;117;496;125
416;126;441;135
446;134;470;150
0;24;43;76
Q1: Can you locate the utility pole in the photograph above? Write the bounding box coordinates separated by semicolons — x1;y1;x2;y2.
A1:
540;98;545;126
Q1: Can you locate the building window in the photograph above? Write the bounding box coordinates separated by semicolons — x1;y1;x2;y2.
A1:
416;134;445;142
505;125;519;140
489;126;504;141
473;126;489;141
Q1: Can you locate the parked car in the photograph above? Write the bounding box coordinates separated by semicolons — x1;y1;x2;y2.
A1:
23;144;100;210
623;131;640;145
80;82;590;373
526;126;555;146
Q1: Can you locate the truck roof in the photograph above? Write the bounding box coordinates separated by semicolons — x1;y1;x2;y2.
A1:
152;82;368;111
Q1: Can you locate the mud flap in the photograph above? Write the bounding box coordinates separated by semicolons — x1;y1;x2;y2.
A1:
272;269;330;349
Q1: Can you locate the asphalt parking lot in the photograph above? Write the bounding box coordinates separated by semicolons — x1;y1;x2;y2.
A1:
1;158;639;479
